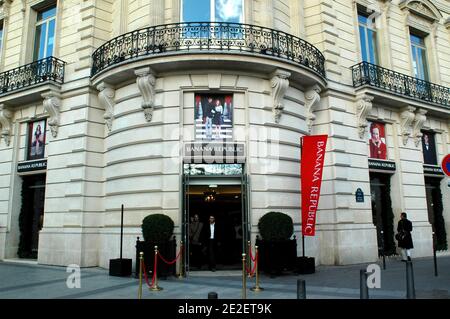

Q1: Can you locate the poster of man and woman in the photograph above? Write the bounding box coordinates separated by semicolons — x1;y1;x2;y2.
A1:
195;94;233;140
27;120;46;160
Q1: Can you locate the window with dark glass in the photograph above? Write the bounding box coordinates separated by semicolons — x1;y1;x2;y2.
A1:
0;21;3;58
410;33;429;81
34;5;56;61
358;10;378;64
182;0;243;23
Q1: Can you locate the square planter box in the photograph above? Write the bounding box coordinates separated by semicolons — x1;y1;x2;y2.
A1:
109;258;132;277
296;256;315;274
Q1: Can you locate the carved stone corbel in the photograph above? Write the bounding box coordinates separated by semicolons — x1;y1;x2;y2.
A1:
400;106;416;146
97;82;115;132
42;92;61;138
0;104;12;146
356;94;374;139
412;109;427;147
135;67;156;122
270;69;290;124
305;84;321;133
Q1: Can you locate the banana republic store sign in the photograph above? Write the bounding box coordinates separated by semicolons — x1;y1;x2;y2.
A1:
184;143;245;163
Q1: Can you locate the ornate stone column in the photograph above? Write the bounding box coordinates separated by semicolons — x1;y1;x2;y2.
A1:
270;69;290;124
42;92;61;138
135;67;156;122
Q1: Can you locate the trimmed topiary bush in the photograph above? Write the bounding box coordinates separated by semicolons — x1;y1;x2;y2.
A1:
258;211;293;241
141;214;174;243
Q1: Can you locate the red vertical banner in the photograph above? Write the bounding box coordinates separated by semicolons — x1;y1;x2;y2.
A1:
301;135;328;236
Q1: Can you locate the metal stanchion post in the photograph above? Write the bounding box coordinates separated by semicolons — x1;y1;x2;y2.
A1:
432;232;438;277
242;253;247;299
208;292;218;299
138;252;143;299
360;269;369;299
297;279;306;299
406;261;416;299
380;230;386;270
178;241;184;279
250;246;264;292
151;245;163;291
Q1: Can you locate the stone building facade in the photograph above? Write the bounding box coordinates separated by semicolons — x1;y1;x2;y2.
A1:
0;0;449;270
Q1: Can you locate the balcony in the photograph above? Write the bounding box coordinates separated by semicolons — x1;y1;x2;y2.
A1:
352;62;450;110
0;56;65;95
91;22;326;87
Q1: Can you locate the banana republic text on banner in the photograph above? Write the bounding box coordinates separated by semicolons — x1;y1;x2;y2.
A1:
301;135;328;236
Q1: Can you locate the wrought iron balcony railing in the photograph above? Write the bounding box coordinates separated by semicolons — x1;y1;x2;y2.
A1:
91;22;326;78
352;61;450;108
0;56;65;95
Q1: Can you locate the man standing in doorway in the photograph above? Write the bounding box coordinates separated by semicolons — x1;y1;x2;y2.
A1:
204;215;221;271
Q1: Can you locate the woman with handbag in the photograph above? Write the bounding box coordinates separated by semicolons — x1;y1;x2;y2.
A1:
396;212;413;261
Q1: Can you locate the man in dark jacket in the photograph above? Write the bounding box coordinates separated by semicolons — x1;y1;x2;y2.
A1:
202;215;222;271
396;212;413;261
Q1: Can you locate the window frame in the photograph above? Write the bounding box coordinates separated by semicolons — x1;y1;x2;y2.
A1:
410;32;429;81
33;4;57;61
180;0;245;24
357;9;379;65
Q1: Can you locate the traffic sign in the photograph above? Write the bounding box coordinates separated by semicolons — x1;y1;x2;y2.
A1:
442;154;450;177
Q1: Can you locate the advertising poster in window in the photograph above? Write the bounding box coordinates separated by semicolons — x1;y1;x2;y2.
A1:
195;94;233;140
368;121;387;160
27;120;46;160
422;131;437;165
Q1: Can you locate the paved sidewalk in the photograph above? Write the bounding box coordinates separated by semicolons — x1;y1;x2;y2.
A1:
0;256;449;299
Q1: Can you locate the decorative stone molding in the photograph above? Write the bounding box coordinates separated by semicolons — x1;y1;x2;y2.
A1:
97;82;115;132
270;69;290;124
42;92;61;138
0;104;12;146
399;0;441;22
445;17;450;30
400;106;416;145
356;94;374;139
412;109;427;147
305;84;322;133
135;67;156;122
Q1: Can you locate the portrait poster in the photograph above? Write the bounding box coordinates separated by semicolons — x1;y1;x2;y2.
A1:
195;94;233;140
368;121;387;160
421;131;437;165
27;120;46;160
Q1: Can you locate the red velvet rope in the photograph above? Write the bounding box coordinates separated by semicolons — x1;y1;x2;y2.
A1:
141;254;157;288
245;251;258;276
158;246;182;265
249;246;257;262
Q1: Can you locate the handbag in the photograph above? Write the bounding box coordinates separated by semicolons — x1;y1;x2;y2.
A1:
395;231;406;241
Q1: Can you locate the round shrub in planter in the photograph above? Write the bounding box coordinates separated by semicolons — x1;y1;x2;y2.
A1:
141;213;174;243
258;211;294;241
137;214;176;278
257;212;296;276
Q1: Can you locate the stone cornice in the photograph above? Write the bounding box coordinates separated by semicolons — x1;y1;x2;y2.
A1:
400;106;416;145
97;82;115;132
270;69;291;124
305;84;322;133
0;103;12;146
356;94;374;139
42;92;61;138
135;67;156;122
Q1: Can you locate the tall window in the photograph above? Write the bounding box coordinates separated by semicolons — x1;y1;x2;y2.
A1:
34;5;56;61
0;21;4;58
358;11;378;64
410;33;429;81
182;0;243;23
